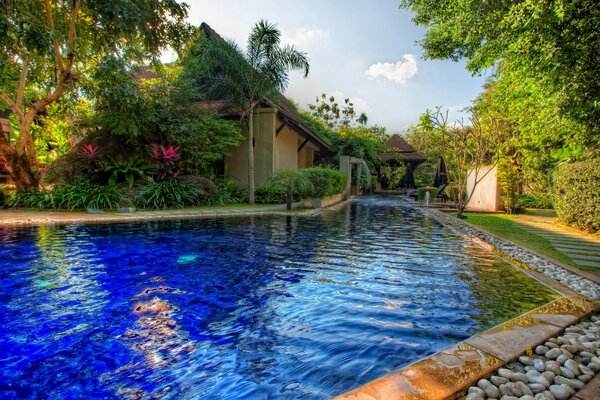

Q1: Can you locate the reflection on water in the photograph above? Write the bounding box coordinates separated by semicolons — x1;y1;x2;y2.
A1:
0;197;557;399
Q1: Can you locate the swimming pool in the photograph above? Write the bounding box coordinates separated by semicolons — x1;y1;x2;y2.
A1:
0;197;557;399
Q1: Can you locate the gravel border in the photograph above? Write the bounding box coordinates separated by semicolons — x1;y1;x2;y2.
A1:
419;207;600;301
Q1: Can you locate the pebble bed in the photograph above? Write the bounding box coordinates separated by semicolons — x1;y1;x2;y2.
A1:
414;207;600;399
465;315;600;400
422;208;600;300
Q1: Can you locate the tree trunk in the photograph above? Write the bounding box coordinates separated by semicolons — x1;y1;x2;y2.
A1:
286;184;293;211
247;109;255;205
0;122;39;193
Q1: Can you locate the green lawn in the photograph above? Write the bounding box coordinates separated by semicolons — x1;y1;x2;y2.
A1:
459;212;585;270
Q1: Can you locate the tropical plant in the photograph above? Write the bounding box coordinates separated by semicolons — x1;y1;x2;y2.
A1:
0;0;191;192
8;180;125;210
271;169;313;210
200;20;310;204
104;157;154;187
150;144;181;180
203;178;248;206
380;164;407;191
136;178;202;210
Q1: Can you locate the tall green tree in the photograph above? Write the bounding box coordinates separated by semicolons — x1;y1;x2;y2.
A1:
400;0;600;138
200;20;310;204
0;0;190;192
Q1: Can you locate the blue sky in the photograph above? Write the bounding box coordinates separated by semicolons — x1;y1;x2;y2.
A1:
184;0;490;133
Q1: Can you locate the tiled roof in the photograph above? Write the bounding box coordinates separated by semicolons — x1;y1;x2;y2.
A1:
382;134;427;163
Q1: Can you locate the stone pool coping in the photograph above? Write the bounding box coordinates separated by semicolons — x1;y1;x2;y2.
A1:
334;200;600;400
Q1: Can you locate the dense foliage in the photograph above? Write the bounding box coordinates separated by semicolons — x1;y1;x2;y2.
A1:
0;0;191;191
400;0;600;137
300;109;387;172
552;159;600;233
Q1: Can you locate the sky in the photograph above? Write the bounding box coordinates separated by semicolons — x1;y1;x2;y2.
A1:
182;0;490;133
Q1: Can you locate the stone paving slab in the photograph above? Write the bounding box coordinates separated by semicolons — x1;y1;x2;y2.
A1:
574;372;600;400
466;296;600;362
335;343;503;400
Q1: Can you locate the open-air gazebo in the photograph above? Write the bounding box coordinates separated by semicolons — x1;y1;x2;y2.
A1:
379;134;427;190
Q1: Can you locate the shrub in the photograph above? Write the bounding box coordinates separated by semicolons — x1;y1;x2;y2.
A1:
203;178;247;205
8;181;125;210
552;158;600;233
256;179;289;204
8;190;55;209
515;193;553;210
256;170;314;206
301;167;347;197
416;186;437;201
136;178;201;209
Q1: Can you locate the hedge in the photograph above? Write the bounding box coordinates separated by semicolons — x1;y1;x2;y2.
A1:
301;167;346;198
416;186;438;201
552;158;600;233
256;167;347;204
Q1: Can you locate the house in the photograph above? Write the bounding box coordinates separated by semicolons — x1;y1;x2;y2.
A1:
221;95;333;188
379;134;426;189
135;23;334;188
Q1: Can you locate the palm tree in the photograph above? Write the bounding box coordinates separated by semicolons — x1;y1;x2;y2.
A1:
272;169;313;210
200;20;310;204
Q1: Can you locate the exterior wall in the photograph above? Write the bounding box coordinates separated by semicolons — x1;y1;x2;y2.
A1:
275;125;298;171
224;108;276;188
298;146;315;168
466;165;503;211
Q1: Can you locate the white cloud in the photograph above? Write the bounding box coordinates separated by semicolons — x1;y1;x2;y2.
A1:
365;54;418;84
328;91;370;114
282;25;330;48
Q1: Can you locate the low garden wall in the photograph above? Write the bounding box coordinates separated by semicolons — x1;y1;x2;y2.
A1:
301;192;346;209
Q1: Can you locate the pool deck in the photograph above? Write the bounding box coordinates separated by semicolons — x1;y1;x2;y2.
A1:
0;203;326;226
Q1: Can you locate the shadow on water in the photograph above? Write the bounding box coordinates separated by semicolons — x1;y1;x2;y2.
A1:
0;197;557;399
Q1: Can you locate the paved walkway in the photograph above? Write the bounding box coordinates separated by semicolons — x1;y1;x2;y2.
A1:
0;204;312;226
514;213;600;270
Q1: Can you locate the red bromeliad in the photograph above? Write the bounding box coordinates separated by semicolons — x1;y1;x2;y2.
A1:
150;144;181;179
80;143;99;158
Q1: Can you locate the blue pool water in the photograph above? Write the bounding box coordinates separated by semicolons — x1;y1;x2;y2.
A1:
0;197;556;399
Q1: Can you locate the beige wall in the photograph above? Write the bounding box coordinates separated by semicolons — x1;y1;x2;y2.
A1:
225;108;319;189
298;145;315;168
466;165;504;211
275;125;298;170
224;108;276;188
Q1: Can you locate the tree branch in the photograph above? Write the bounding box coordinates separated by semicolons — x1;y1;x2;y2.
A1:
0;90;24;126
43;0;65;71
15;55;29;110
